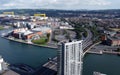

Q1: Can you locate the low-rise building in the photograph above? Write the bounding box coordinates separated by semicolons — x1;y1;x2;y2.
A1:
107;37;120;46
101;34;120;46
11;28;42;40
104;31;116;37
32;26;52;34
24;31;42;40
12;28;29;39
59;25;74;29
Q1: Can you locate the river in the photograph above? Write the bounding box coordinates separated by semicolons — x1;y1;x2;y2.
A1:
0;29;57;68
0;29;120;75
83;54;120;75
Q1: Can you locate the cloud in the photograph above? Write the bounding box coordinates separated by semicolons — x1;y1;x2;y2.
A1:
85;0;111;6
0;0;116;10
3;3;16;7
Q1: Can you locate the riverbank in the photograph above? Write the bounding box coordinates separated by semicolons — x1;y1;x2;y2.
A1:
0;25;12;30
87;50;120;55
2;36;58;49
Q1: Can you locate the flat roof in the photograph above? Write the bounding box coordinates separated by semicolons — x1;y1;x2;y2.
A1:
32;27;51;32
23;30;33;35
108;36;120;40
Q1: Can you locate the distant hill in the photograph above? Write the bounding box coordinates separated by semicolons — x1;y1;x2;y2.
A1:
0;9;120;17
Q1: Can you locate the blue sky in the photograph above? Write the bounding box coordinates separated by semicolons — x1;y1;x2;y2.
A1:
0;0;120;10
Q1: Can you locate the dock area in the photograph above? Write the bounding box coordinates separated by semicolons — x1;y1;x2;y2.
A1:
43;57;57;71
2;70;20;75
103;51;120;55
34;57;57;75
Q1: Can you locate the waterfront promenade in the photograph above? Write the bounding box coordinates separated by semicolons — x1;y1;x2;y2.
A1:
2;36;57;49
87;50;120;55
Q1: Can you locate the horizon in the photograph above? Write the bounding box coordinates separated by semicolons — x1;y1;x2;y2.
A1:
0;8;120;11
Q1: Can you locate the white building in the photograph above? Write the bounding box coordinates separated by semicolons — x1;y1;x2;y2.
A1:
0;56;4;71
32;26;52;34
58;40;83;75
59;25;74;29
0;56;8;72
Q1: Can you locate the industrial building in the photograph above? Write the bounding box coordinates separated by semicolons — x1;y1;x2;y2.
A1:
58;40;83;75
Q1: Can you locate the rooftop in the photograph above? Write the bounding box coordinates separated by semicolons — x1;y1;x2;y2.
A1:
59;40;83;45
23;30;33;35
32;27;51;32
2;70;20;75
108;36;120;40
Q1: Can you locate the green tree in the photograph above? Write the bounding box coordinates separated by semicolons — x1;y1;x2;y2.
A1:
47;33;50;39
117;48;120;52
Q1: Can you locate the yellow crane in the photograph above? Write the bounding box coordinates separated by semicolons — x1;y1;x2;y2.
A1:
3;12;14;15
34;14;46;17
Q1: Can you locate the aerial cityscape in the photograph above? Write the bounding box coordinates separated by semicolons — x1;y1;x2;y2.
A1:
0;0;120;75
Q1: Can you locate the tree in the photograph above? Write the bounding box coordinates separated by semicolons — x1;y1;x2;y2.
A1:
83;31;88;37
117;48;120;52
47;33;50;39
76;32;81;39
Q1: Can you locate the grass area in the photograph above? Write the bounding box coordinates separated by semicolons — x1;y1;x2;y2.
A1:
31;38;48;45
0;26;4;30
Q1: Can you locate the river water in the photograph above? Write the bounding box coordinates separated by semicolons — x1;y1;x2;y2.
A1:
0;29;57;68
0;29;120;75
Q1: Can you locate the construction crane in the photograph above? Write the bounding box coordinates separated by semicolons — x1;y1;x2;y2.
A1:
3;12;14;15
34;13;47;23
34;14;46;17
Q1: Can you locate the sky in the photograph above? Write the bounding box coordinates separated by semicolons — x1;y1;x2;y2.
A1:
0;0;120;10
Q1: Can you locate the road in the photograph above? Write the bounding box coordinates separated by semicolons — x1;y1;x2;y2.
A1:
82;29;93;51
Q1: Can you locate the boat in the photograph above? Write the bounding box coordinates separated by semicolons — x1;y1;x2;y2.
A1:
93;71;107;75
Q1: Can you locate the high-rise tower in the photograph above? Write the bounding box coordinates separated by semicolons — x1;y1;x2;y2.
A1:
58;40;83;75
